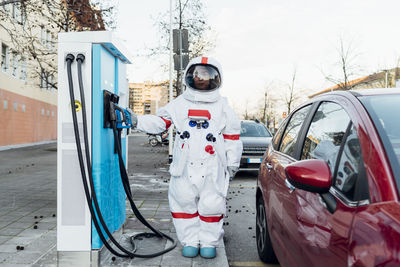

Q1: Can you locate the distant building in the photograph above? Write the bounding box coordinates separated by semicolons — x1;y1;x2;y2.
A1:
0;0;104;147
129;81;175;115
310;68;400;98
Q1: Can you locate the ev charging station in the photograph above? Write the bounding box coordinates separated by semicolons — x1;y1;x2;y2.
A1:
57;31;131;265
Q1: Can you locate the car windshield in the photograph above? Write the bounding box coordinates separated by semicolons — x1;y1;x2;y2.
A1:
240;122;271;137
360;94;400;189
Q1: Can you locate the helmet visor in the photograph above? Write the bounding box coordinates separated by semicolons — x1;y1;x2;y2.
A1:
185;64;221;91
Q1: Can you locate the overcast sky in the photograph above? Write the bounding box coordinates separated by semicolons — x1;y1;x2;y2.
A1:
116;0;400;115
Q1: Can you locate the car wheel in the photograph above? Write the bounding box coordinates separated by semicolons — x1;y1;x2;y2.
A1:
149;138;158;147
256;194;278;264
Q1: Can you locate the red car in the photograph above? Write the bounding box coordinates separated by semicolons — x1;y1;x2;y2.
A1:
256;89;400;267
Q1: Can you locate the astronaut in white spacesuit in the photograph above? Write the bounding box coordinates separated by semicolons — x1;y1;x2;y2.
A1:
133;56;243;259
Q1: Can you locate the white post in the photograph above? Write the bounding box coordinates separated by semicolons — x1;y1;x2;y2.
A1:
168;0;174;162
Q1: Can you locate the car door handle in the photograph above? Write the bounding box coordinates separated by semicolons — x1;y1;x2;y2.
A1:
266;163;273;170
285;179;295;193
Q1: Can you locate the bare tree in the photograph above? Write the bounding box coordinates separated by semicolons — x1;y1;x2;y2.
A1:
0;0;23;6
285;67;300;115
0;1;58;89
91;0;118;30
243;99;250;120
0;0;116;90
150;0;215;96
266;99;278;130
151;0;214;58
324;36;361;90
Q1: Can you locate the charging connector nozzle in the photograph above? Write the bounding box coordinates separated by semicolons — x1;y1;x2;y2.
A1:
66;54;75;62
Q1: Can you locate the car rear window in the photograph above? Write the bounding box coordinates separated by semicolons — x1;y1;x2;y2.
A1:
240;122;271;137
360;94;400;189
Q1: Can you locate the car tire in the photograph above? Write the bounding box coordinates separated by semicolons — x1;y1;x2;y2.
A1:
149;138;158;147
256;194;278;264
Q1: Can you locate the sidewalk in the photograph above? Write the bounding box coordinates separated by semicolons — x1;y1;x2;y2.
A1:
0;142;57;266
0;134;229;266
99;133;229;266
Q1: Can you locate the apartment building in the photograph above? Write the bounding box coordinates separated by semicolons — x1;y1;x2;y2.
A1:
0;0;104;147
129;81;174;115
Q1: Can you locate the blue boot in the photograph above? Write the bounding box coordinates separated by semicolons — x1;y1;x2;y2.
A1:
182;246;199;258
200;247;216;259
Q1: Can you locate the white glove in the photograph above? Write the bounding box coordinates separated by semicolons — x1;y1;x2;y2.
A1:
227;166;239;180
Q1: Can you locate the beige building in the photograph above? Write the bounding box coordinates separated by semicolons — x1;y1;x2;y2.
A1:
129;81;174;115
0;0;104;147
0;2;57;147
310;67;400;98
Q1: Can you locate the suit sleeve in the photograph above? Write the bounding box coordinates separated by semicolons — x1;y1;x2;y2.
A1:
222;102;243;167
136;103;173;134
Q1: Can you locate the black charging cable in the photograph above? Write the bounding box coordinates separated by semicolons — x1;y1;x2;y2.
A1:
75;54;143;256
111;121;177;257
66;54;130;258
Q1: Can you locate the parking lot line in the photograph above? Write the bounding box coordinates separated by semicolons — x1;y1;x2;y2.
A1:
229;261;279;266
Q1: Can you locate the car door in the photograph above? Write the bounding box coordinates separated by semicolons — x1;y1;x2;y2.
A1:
285;100;370;267
264;104;313;267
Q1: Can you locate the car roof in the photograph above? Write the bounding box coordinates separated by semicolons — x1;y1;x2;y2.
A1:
350;88;400;97
241;120;261;124
314;88;400;99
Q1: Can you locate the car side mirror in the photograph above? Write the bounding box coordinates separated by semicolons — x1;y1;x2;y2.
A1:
285;159;332;193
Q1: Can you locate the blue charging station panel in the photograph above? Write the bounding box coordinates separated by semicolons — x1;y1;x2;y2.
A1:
91;44;126;249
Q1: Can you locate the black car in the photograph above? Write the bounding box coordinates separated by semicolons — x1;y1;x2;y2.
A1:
239;120;272;171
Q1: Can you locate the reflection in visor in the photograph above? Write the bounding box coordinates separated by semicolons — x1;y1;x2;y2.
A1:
194;66;211;80
185;64;221;91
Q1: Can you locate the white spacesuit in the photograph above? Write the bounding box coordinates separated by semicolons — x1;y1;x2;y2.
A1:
135;56;243;258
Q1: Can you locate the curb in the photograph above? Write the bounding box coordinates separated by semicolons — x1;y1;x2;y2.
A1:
0;140;56;151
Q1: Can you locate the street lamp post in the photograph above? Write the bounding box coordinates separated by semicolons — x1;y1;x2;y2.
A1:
168;0;173;163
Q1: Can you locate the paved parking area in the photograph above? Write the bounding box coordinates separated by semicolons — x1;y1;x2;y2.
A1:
0;134;229;266
0;143;57;266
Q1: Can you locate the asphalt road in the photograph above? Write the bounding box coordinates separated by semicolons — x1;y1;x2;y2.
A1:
224;170;280;267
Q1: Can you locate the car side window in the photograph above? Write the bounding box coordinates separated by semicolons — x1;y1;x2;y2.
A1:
301;102;350;175
279;105;312;158
334;125;369;202
272;122;285;150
